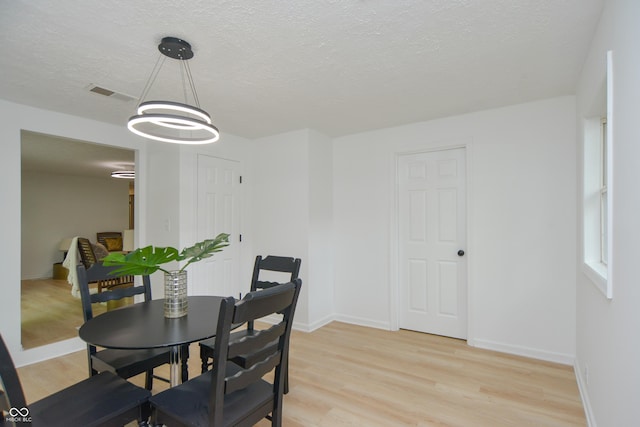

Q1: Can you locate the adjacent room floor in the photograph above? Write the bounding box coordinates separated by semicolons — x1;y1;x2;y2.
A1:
21;278;107;349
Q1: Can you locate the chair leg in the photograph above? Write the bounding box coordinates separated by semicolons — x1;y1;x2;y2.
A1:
271;402;283;427
181;344;189;382
138;402;151;427
200;346;210;374
283;353;289;394
144;369;153;390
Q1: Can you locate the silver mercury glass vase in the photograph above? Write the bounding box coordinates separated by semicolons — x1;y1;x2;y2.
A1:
164;270;188;318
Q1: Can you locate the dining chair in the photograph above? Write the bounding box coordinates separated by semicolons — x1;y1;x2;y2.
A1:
150;279;302;427
77;263;186;390
0;334;151;427
199;255;301;393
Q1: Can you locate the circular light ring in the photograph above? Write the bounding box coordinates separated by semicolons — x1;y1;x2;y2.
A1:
137;101;212;124
128;114;220;145
111;170;135;179
147;117;207;131
129;114;218;134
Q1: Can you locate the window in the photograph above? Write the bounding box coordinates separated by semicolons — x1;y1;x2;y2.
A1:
583;51;613;299
600;118;608;266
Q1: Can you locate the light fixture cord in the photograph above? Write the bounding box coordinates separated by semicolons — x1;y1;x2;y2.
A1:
183;60;201;108
180;61;188;106
133;54;167;110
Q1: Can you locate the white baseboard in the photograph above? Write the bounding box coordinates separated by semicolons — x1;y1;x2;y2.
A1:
289;313;391;333
14;337;84;368
470;338;575;365
333;313;391;331
574;361;597;427
304;314;334;332
260;314;334;333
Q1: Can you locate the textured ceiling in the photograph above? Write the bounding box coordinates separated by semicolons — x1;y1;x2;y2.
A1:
1;0;603;139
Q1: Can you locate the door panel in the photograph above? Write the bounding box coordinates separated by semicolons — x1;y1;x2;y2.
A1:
398;148;467;339
193;155;240;297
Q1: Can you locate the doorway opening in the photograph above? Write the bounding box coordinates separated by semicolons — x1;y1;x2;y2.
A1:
21;130;135;349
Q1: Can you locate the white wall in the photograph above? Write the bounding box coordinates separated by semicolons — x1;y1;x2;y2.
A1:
142;142;181;296
250;129;334;329
21;170;129;279
251;130;311;325
333;96;577;363
307;129;334;328
575;1;640;425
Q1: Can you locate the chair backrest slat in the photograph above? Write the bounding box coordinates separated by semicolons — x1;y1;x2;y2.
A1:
227;322;286;359
89;281;146;304
235;283;297;321
77;237;98;269
256;256;302;274
225;351;281;395
255;280;287;290
250;256;302;293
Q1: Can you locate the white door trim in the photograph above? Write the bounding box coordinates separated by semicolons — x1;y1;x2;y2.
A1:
389;141;475;344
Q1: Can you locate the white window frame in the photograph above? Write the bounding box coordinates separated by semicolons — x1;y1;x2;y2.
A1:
582;51;613;299
599;118;608;266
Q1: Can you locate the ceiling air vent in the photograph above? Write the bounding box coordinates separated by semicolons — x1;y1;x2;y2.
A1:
87;84;136;102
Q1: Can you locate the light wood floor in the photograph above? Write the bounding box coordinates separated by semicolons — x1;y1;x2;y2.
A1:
17;321;586;426
21;278;107;349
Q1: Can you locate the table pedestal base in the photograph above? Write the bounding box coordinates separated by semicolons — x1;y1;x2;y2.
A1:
169;346;182;387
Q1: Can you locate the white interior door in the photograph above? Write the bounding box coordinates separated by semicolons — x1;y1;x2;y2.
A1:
398;148;467;339
193;155;240;297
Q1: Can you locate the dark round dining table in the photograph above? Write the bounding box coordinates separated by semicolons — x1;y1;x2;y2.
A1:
79;296;224;386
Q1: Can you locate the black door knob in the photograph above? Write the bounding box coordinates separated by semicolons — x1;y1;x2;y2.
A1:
457;250;465;256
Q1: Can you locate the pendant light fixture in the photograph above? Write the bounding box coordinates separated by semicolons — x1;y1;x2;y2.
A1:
127;37;219;144
111;170;135;179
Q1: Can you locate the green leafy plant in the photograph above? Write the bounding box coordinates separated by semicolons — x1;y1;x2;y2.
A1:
102;233;230;276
